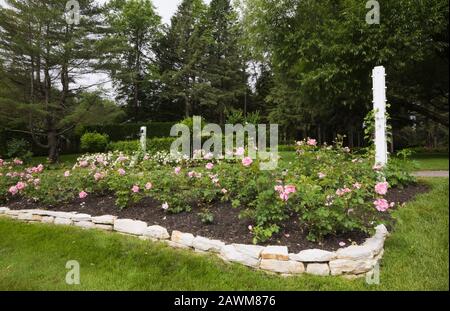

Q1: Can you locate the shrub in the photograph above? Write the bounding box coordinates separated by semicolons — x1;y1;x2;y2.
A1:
108;137;176;153
6;138;33;162
80;132;109;153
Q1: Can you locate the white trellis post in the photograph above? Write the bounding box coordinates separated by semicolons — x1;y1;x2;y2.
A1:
140;126;147;153
372;66;388;167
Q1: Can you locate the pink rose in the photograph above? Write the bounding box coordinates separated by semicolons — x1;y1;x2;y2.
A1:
13;158;23;165
79;160;89;168
242;157;253;167
0;159;3;166
79;191;88;199
339;241;346;247
145;182;153;190
372;163;383;171
374;182;389;195
205;163;214;170
284;185;297;194
131;185;140;193
118;168;126;176
235;147;245;156
8;186;18;195
162;202;169;210
94;172;105;181
353;182;362;189
307;138;317;146
64;171;71;177
221;188;228;194
174;167;181;175
318;172;326;179
16;182;26;191
374;199;390;212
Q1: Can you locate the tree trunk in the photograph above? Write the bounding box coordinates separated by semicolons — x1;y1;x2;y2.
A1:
47;130;59;163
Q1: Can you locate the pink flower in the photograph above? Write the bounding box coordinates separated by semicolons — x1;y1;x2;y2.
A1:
235;147;245;156
64;171;71;177
13;158;23;165
353;182;362;189
0;159;3;166
79;160;89;168
336;188;351;196
204;152;213;160
131;185;140;193
343;147;350;153
205;162;214;170
8;186;18;195
279;192;289;201
162;202;169;210
374;199;390;212
375;182;389;195
307;138;317;146
318;172;326;179
188;171;195;178
274;185;284;193
284;185;297;194
248;225;253;231
174;167;181;175
372;163;383;171
145;182;153;190
16;182;26;191
94;172;105;181
118;168;126;176
33;178;40;186
242;157;253;167
339;241;346;247
79;191;88;199
221;188;228;194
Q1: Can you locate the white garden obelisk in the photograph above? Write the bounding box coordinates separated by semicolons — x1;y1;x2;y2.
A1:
372;66;388;167
140;126;147;153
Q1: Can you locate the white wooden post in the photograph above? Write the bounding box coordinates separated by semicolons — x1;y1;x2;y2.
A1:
372;66;388;166
140;126;147;153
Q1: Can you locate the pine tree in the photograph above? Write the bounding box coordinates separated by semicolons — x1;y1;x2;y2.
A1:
0;0;123;162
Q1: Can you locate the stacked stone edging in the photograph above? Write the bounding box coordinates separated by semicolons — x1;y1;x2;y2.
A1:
0;206;388;277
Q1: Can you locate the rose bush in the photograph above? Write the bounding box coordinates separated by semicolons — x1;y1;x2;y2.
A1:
0;140;415;243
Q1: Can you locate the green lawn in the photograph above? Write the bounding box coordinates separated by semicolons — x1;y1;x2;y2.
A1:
0;178;448;290
411;153;449;171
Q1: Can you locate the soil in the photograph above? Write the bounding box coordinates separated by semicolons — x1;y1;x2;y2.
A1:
6;183;429;253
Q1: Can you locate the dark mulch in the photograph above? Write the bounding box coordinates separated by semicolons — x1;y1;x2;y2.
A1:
6;183;429;253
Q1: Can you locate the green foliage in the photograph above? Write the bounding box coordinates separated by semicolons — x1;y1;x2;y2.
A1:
80;133;110;153
6;138;33;162
108;137;176;153
198;209;214;224
82;122;175;141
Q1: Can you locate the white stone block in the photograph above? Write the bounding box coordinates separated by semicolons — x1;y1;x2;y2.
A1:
260;259;304;274
92;215;116;225
289;249;336;262
231;244;264;259
192;236;225;253
220;245;260;268
171;231;195;247
114;219;147;235
261;246;289;260
54;217;73;225
306;263;330;276
144;225;170;240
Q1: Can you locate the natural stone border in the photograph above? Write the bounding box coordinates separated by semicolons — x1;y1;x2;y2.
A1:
0;206;388;277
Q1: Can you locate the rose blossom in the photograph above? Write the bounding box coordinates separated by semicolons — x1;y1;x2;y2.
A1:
242;157;253;167
13;158;23;165
372;163;383;171
318;172;326;179
307;138;317;146
284;185;297;194
339;241;346;247
94;172;105;181
16;182;26;191
221;188;228;194
9;186;18;195
79;160;88;168
174;167;181;175
79;191;88;199
145;182;153;190
131;185;140;193
0;159;3;166
162;202;169;210
64;170;71;177
374;199;390;212
118;168;126;176
235;147;245;156
353;182;362;189
375;182;389;195
205;162;214;170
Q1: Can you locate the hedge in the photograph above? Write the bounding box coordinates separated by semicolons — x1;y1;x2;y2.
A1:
108;137;176;154
82;122;176;141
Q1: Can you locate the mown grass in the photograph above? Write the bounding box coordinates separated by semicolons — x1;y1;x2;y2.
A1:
0;178;448;290
410;153;449;171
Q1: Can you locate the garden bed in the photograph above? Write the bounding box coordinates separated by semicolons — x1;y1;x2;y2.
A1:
7;183;428;253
